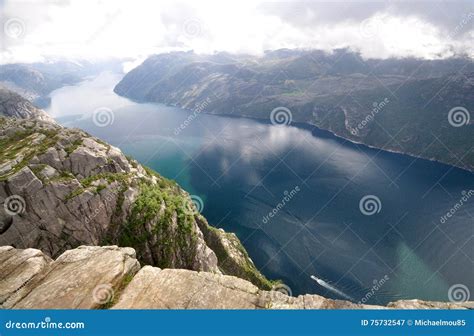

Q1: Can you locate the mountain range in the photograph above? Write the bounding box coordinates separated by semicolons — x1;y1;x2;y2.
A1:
0;59;124;108
115;49;474;172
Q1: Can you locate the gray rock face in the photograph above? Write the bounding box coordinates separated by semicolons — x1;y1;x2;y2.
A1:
0;86;54;122
0;246;51;307
1;246;471;310
2;246;140;309
0;117;220;274
0;114;269;286
114;266;261;309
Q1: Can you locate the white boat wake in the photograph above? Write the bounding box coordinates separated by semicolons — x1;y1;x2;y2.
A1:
310;275;354;301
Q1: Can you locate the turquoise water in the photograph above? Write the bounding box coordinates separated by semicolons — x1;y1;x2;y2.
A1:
48;72;474;304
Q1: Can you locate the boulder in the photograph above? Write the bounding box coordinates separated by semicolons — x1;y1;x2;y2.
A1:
10;246;140;309
0;246;52;307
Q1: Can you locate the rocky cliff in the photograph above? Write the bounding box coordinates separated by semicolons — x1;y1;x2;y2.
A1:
0;60;125;108
0;86;53;122
2;245;472;309
0;90;272;290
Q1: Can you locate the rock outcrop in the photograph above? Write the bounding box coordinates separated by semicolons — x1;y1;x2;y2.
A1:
0;86;53;122
1;246;471;309
0;99;272;289
1;245;139;309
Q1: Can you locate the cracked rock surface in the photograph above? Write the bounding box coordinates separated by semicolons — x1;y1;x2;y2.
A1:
1;246;471;310
0;96;271;288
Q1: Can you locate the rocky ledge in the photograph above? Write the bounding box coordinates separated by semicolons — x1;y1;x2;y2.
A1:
0;108;272;290
0;86;53;123
1;246;472;309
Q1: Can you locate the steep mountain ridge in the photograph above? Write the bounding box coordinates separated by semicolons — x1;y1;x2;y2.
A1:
0;60;125;108
0;86;53;122
115;50;474;172
0;90;271;289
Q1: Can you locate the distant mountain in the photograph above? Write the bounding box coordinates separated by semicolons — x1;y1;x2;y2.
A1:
115;50;474;172
0;86;53;122
0;59;125;108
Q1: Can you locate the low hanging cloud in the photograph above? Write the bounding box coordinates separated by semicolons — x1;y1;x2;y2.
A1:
0;0;472;64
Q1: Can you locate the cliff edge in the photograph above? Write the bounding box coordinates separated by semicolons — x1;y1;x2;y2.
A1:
1;246;471;309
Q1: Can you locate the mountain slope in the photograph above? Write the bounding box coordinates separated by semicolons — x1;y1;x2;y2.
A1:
115;50;474;172
0;90;271;289
0;60;125;107
0;86;53;122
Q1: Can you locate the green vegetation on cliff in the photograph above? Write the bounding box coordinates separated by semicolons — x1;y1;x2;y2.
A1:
0;111;274;291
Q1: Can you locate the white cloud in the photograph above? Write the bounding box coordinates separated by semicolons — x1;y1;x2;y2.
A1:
0;0;472;64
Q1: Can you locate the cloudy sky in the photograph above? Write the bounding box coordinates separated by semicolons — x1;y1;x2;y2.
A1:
0;0;473;64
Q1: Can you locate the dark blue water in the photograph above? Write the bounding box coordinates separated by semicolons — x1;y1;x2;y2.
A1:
48;72;474;305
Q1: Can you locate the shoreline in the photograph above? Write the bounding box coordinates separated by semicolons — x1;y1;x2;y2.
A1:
42;81;473;303
111;77;473;175
121;98;473;175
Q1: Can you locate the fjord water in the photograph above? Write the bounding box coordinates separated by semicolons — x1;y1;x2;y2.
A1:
48;72;474;305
